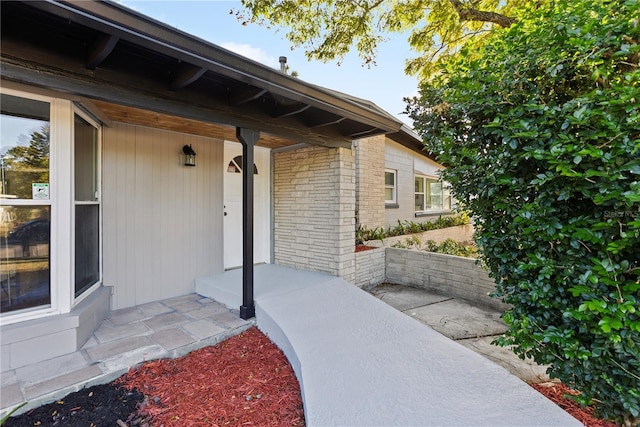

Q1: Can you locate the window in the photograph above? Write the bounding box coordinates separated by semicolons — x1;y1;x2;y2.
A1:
384;169;397;204
1;93;51;313
227;156;258;174
74;112;100;298
415;175;452;213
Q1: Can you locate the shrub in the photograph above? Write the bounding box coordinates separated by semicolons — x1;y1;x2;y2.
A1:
407;0;640;424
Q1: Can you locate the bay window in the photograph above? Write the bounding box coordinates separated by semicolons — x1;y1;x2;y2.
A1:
1;93;51;314
1;88;102;320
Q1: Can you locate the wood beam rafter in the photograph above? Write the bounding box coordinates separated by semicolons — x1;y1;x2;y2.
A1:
170;63;206;91
267;102;310;119
229;86;268;106
86;34;119;69
305;111;346;128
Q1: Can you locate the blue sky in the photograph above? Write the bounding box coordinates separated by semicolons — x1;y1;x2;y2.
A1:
120;0;420;126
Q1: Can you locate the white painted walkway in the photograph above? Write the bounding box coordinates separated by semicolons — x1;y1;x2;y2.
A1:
196;264;580;427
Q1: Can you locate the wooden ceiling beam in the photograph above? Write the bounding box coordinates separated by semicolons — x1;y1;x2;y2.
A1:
86;34;119;69
229;86;268;106
170;63;206;91
268;102;310;118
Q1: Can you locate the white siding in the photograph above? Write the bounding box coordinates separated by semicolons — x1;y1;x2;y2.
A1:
103;123;223;309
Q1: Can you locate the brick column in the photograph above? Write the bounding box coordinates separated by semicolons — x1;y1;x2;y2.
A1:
354;135;385;230
274;146;356;282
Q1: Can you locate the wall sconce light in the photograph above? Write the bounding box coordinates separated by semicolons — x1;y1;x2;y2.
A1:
183;144;196;167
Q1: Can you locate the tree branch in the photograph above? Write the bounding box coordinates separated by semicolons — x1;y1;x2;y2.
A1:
449;0;517;28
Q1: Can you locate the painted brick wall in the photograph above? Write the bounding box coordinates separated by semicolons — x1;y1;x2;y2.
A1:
354;247;386;288
274;146;356;282
385;248;508;311
354;135;386;229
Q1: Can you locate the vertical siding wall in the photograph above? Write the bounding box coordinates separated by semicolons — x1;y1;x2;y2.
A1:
274;146;356;282
102;123;224;309
354;135;385;229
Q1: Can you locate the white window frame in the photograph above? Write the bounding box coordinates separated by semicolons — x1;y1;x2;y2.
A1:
384;169;397;204
0;88;103;324
415;175;451;214
72;106;102;307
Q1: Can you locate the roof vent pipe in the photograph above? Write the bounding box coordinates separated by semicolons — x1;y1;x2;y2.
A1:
279;56;287;73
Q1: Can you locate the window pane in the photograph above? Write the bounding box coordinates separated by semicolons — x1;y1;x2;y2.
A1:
74;114;98;201
385;188;394;201
415;194;425;212
415;177;424;192
385;171;395;186
1;94;50;200
75;205;99;296
428;181;442;209
0;206;50;313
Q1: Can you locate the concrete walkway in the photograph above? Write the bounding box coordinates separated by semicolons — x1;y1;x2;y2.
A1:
197;264;580;427
369;283;550;384
0;294;253;416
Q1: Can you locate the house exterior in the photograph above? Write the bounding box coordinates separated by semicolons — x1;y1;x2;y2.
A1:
355;127;453;231
0;0;448;372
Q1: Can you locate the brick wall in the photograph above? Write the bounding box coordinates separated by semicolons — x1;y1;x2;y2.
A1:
354;247;386;289
354;135;385;229
385;248;508;311
274;146;356;282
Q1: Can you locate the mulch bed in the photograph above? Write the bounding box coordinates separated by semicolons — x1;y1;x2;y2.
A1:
532;382;617;427
6;327;304;427
355;244;377;252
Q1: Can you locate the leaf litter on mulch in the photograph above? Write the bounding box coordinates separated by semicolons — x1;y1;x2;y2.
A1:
6;327;304;427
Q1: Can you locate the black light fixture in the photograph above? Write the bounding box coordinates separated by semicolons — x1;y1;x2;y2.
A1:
183;144;196;167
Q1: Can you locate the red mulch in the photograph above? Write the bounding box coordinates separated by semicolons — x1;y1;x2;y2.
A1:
531;382;617;427
117;327;305;426
355;244;376;252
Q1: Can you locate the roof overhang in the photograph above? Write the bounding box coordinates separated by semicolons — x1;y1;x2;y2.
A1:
1;0;404;148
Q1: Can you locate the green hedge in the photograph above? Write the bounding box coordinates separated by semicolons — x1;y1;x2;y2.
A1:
407;0;640;424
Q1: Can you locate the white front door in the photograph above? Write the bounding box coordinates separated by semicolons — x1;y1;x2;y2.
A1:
223;141;270;269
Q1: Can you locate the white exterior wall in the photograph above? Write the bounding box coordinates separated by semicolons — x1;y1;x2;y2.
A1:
274;145;356;282
384;140;447;228
354;135;385;229
102;123;224;309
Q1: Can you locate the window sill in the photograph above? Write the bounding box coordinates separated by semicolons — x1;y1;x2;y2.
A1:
385;203;399;209
415;210;453;217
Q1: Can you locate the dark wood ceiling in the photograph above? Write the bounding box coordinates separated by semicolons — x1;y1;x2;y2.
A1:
0;1;403;149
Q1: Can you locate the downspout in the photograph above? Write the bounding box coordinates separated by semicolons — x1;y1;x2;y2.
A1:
236;127;260;319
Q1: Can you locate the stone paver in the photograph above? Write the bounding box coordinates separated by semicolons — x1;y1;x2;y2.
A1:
172;300;204;313
137;301;174;317
143;312;188;331
108;307;146;325
14;352;89;384
182;320;226;340
152;328;197;351
85;336;155;363
0;383;24;408
187;303;229;319
211;310;249;329
24;365;102;400
94;321;150;343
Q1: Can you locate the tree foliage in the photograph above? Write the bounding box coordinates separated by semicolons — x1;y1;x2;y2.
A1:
407;0;640;424
234;0;531;80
